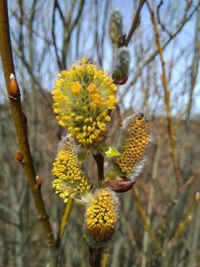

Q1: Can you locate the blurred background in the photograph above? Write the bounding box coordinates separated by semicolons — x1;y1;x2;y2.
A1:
0;0;200;266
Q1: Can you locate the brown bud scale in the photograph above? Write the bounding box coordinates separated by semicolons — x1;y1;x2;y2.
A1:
106;179;135;193
114;76;128;85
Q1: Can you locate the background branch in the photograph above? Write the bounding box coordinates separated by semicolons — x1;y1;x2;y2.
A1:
124;0;145;46
146;0;181;186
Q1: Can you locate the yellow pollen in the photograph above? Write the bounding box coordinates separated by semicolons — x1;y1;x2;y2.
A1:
85;188;118;242
115;114;150;177
71;83;82;95
52;57;118;146
52;139;91;202
88;84;97;94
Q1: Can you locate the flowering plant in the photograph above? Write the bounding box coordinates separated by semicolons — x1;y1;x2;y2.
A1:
51;57;150;251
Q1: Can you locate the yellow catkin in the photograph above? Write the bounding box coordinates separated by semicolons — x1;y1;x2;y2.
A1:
52;58;117;146
52;138;91;202
85;188;118;243
115;113;150;177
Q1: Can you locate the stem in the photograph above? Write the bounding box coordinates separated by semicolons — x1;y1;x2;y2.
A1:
88;153;105;267
93;153;104;184
89;247;103;267
56;198;73;247
0;0;55;246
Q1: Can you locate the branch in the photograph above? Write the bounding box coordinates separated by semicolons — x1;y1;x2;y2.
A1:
52;0;62;69
146;0;181;186
119;3;200;103
167;193;200;250
156;0;173;38
180;167;200;192
185;4;200;128
68;0;85;38
124;0;145;46
61;0;85;68
157;0;193;39
132;187;162;254
0;0;55;246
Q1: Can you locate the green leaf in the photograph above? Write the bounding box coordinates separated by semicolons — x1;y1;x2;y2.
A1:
100;145;120;158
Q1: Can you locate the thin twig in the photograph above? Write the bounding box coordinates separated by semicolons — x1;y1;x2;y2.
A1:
132;187;162;254
156;0;173;38
167;193;200;250
146;0;181;186
185;4;200;129
157;167;200;238
180;168;200;192
124;0;145;46
119;3;200;103
52;0;62;69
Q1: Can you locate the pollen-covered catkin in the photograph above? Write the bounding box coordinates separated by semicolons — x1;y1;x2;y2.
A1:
115;113;150;179
112;47;130;83
85;188;119;245
52;58;117;146
52;138;91;202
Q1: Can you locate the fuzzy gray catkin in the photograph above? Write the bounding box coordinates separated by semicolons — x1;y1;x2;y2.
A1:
112;47;130;82
109;11;123;46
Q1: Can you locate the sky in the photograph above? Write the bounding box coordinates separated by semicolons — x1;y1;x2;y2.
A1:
0;0;199;116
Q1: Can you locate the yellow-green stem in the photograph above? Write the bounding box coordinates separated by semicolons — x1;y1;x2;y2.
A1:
56;198;73;247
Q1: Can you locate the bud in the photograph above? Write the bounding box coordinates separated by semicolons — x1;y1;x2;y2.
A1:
15;151;23;163
52;137;91;202
8;74;20;98
106;179;135;193
114;113;150;180
85;188;119;246
109;11;123;46
35;176;42;189
112;47;130;84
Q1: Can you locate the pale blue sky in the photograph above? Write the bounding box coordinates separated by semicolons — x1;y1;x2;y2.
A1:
0;0;199;116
